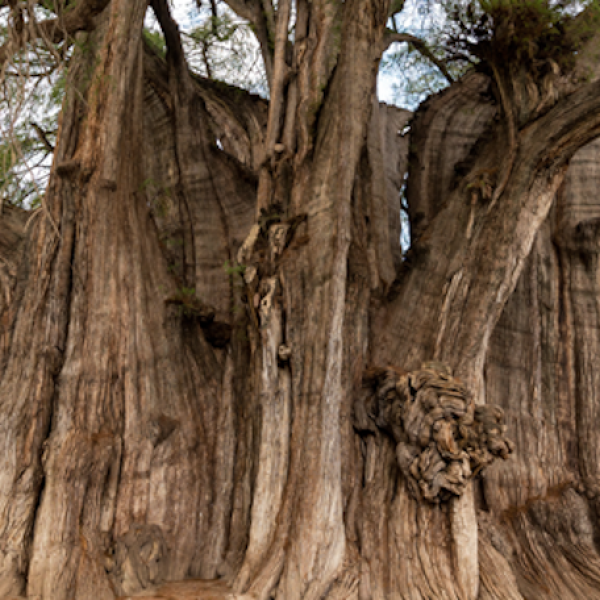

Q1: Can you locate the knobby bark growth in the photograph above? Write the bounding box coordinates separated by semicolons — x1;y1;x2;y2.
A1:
3;1;600;599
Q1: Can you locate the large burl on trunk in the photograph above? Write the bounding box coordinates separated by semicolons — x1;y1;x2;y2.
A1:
4;0;600;599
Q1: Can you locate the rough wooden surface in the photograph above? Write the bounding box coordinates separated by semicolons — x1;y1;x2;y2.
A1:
358;363;512;503
477;136;600;599
4;2;600;599
118;578;232;599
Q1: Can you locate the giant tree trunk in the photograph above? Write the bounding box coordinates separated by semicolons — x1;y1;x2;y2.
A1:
4;2;600;600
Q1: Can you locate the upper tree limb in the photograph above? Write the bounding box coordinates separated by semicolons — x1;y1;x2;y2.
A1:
0;0;110;69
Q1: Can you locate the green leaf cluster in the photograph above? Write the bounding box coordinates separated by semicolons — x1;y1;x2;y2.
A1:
182;8;267;96
443;0;600;72
188;13;241;44
143;28;166;58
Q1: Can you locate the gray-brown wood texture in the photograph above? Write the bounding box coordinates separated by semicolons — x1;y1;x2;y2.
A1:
2;1;600;599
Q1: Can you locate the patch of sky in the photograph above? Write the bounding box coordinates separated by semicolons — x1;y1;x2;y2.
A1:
377;0;451;254
146;1;268;97
1;0;447;230
378;0;450;110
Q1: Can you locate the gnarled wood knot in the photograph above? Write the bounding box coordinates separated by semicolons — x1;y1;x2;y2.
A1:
357;362;514;503
105;523;168;595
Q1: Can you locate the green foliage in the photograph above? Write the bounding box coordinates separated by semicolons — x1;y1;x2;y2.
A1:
0;116;58;209
442;0;600;71
143;28;166;58
258;211;282;230
188;14;240;44
382;0;600;108
178;286;196;297
181;8;267;96
381;3;470;108
50;67;68;104
142;178;172;218
165;236;184;248
166;286;217;320
0;6;67;209
223;260;246;277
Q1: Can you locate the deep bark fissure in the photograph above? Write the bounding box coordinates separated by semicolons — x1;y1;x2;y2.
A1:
25;178;79;549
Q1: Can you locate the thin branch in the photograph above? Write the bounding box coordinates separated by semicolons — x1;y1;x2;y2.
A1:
382;30;454;84
264;0;291;151
4;64;56;76
201;41;213;79
388;0;404;18
209;0;218;34
260;0;275;44
220;0;273;86
0;0;110;68
30;121;54;152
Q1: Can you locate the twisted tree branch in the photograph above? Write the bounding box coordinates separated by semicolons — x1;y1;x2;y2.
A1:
382;30;454;84
0;0;110;69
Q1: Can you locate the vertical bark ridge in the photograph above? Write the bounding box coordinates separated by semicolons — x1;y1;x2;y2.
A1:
0;192;75;597
363;77;497;600
369;64;600;599
216;0;393;597
234;284;291;591
0;204;28;337
148;1;258;582
0;25;98;596
360;99;411;290
0;1;254;596
477;140;600;599
151;0;256;324
405;72;496;241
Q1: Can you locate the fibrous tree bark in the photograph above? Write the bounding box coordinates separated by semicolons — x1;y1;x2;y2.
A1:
3;1;600;599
